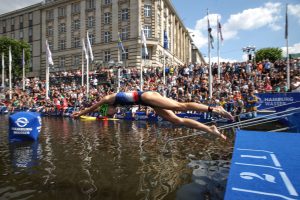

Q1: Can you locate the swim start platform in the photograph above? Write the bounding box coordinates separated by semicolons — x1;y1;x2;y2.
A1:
225;130;300;200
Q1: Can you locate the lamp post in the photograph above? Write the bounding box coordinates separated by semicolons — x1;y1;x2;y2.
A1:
242;46;256;62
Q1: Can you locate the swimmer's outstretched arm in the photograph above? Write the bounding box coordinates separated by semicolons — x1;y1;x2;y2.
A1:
71;94;115;118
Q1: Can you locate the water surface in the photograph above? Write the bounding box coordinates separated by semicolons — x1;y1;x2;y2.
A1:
0;116;234;200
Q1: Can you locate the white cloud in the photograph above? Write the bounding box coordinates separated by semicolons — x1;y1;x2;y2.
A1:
281;43;300;56
188;2;282;49
289;4;300;24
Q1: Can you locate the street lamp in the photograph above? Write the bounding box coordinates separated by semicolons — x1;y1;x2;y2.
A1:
242;46;256;62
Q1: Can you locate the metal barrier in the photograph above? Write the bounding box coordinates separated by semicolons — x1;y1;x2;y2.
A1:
163;106;300;152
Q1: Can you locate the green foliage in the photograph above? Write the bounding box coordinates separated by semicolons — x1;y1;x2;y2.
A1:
255;47;283;63
0;37;31;79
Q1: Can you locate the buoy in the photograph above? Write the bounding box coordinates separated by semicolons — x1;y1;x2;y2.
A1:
9;112;42;141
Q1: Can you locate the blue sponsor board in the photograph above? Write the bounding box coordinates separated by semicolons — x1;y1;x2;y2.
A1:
256;93;300;110
9;112;42;141
225;130;300;200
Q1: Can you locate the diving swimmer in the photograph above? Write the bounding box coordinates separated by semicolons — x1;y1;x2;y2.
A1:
72;91;234;140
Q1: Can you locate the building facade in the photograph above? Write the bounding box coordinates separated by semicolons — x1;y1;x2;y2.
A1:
0;0;205;79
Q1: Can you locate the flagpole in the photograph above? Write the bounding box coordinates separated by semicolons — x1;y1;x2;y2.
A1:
163;50;166;85
86;54;89;96
81;46;84;86
46;55;49;99
140;43;143;91
117;47;120;92
22;48;25;91
207;9;212;99
1;52;4;88
9;46;12;100
217;17;220;80
285;4;290;91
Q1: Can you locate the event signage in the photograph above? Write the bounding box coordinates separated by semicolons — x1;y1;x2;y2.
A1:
9;112;42;141
256;93;300;110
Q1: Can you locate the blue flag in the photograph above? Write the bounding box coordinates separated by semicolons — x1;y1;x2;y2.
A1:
163;30;168;49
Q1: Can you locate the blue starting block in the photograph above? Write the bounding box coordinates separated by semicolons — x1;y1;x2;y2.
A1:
225;130;300;200
9;112;42;141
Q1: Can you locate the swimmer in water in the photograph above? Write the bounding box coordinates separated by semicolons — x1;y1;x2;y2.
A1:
72;91;234;140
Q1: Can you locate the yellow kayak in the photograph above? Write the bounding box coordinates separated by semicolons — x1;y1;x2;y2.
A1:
80;116;119;121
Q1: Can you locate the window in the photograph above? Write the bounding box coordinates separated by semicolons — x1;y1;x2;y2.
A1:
104;12;111;24
86;0;95;9
87;16;95;28
48;41;53;51
73;19;80;30
29;27;33;42
104;51;111;62
46;10;54;20
59;39;66;50
144;25;151;38
144;5;152;17
28;13;33;20
73;37;80;48
47;26;53;36
19;30;23;39
59;56;65;68
2;20;6;33
72;3;80;13
29;27;33;36
88;34;95;45
58;7;66;17
59;23;66;33
29;13;33;26
121;28;128;40
121;48;128;61
104;0;111;5
142;48;150;59
121;9;129;21
73;55;80;66
19;15;23;23
104;31;110;43
19;15;23;29
10;17;15;31
11;32;15;39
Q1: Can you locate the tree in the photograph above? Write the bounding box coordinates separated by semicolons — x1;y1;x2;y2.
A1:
255;47;283;63
0;37;31;80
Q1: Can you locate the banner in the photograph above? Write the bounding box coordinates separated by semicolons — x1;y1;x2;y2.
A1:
9;112;42;141
256;92;300;110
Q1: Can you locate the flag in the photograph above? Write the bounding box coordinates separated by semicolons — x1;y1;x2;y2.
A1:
82;38;88;60
118;32;125;53
45;40;54;65
217;19;224;43
86;31;94;61
285;4;288;39
141;28;148;56
207;12;214;49
163;30;168;49
22;49;25;66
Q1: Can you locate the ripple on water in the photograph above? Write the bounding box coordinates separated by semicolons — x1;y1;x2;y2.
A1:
0;116;234;200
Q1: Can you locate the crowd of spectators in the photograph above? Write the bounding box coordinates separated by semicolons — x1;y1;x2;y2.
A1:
0;58;300;117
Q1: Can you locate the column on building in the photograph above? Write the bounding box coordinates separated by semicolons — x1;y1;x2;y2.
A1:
131;0;142;67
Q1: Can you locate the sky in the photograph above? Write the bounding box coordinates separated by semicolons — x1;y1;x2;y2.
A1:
0;0;299;62
172;0;300;62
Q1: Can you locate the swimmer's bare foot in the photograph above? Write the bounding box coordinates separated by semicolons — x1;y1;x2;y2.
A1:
210;125;227;140
213;106;234;121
